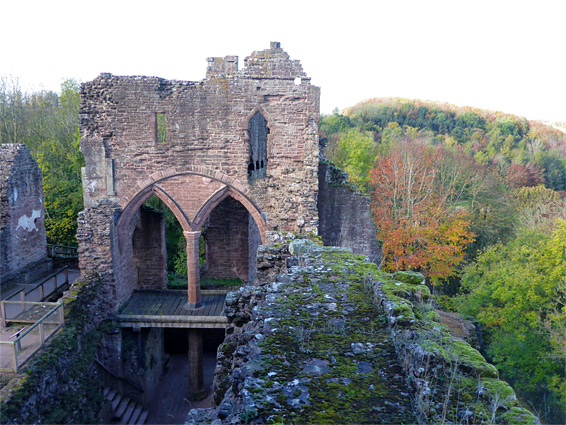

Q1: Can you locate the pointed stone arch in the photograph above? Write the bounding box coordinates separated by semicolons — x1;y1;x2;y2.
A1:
116;184;191;253
192;186;266;243
113;168;267;307
244;104;273;130
244;105;274;183
119;166;252;210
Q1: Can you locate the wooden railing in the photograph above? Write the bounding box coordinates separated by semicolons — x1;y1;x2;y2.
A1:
3;267;69;305
0;301;64;373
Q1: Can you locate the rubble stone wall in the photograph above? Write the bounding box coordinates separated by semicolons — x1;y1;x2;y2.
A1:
76;200;130;310
0;274;112;425
0;144;50;284
318;160;382;266
187;241;539;425
78;43;320;306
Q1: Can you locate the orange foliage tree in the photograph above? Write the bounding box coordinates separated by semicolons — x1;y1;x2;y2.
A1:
370;139;475;284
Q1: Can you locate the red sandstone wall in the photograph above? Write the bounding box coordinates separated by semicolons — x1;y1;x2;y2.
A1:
78;43;320;307
132;207;167;290
80;42;320;235
204;197;249;282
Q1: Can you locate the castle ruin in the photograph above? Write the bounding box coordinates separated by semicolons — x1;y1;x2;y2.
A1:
79;42;320;309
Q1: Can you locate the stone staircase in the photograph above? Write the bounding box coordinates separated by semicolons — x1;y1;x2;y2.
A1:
104;387;149;424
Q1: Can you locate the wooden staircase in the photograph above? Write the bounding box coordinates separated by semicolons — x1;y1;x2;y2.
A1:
104;387;149;424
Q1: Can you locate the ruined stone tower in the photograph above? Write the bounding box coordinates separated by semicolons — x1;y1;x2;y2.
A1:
78;42;320;308
0;144;51;285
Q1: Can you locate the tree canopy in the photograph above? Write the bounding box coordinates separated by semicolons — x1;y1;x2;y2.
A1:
370;138;475;283
0;77;83;245
459;220;566;423
321;99;566;421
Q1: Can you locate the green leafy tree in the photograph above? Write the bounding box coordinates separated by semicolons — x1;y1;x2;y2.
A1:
331;128;377;188
319;109;352;137
1;78;84;245
459;220;566;423
437;145;515;257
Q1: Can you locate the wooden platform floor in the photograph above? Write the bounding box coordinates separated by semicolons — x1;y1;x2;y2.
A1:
115;290;228;329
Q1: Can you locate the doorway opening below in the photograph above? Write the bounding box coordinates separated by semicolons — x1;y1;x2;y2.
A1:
144;328;225;424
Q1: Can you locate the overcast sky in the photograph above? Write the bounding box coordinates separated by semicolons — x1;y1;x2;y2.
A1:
2;0;565;121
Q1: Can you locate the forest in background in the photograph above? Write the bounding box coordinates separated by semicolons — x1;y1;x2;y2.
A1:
321;98;566;423
1;78;565;423
0;77;83;246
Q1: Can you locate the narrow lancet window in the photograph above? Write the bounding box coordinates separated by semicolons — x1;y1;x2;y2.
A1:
248;112;268;181
156;113;167;143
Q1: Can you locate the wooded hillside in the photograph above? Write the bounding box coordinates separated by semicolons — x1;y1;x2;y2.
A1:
321;98;566;424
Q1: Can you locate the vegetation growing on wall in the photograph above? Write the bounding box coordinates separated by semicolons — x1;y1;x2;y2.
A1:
210;241;539;424
0;274;110;424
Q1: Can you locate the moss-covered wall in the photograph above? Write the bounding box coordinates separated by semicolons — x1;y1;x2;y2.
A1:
0;274;112;424
369;270;540;424
187;239;539;425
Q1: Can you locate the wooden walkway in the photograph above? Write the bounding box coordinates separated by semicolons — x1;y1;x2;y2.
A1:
115;290;227;329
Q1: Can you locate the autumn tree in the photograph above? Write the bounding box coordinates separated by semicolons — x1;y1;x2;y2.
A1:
506;162;545;189
370;138;475;283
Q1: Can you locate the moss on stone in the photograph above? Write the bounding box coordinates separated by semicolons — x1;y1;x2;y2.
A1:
420;337;498;379
218;244;539;425
392;270;426;285
0;274;108;424
500;406;540;425
481;378;517;406
380;280;431;303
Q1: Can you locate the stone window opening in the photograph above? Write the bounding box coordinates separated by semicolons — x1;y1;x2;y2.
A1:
156;113;167;143
248;112;268;182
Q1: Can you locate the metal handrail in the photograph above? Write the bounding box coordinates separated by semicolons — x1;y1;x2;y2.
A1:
4;266;69;303
94;358;144;393
46;244;78;258
0;302;64;373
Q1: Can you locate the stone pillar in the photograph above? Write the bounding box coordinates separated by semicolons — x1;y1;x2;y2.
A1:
188;328;206;401
184;231;202;308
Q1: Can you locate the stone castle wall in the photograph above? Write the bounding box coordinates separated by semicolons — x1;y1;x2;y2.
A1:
204;197;250;282
80;42;320;235
0;144;50;284
318;160;382;266
78;42;320;307
132;207;167;290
